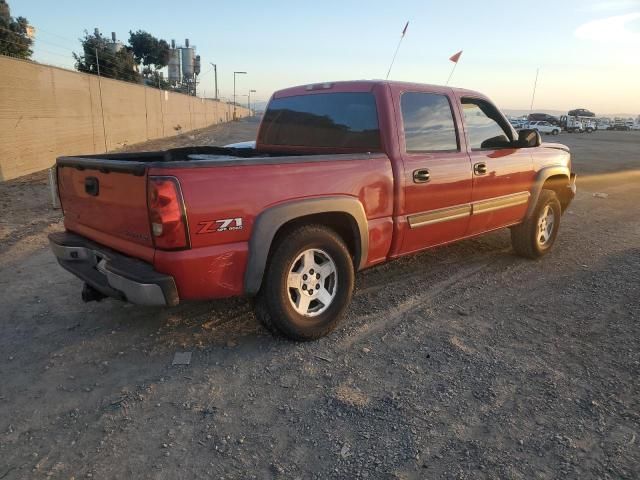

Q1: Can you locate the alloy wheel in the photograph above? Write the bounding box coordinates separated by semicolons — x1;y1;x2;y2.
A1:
286;249;338;317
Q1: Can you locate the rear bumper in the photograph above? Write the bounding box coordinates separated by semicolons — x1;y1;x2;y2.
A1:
49;231;179;306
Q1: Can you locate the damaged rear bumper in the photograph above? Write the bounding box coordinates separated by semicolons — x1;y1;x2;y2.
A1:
49;231;179;306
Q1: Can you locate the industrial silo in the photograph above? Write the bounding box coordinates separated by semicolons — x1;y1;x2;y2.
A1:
168;40;181;84
194;55;201;76
181;38;194;78
106;32;124;55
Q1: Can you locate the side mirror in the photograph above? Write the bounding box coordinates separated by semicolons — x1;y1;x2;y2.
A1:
515;129;542;148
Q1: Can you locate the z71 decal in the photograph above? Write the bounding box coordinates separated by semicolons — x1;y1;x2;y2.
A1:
197;217;244;234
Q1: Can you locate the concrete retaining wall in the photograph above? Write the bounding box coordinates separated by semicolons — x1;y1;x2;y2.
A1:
0;55;249;181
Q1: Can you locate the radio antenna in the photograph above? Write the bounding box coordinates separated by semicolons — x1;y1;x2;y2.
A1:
386;21;409;80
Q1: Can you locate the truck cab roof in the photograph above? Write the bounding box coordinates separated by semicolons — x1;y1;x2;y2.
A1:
272;80;484;99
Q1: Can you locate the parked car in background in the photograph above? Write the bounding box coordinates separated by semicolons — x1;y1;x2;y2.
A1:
528;121;560;135
565;116;583;133
568;108;595;118
509;119;527;130
583;120;596;133
49;80;576;340
527;113;560;126
561;115;595;133
613;118;631;131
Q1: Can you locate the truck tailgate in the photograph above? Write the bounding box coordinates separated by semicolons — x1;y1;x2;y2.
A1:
57;166;154;251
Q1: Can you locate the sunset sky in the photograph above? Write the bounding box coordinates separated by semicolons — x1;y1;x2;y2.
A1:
15;0;640;115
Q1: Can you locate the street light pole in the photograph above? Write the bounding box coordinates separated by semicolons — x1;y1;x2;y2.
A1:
233;71;247;120
248;89;256;115
210;63;218;100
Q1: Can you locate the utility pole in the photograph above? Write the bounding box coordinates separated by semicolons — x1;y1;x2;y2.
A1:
210;63;218;100
529;68;540;114
95;47;101;77
233;71;247;120
95;48;108;153
248;89;256;115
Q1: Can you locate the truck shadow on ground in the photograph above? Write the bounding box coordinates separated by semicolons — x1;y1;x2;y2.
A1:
113;230;516;353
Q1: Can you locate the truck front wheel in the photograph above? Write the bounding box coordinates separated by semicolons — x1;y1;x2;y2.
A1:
510;189;561;259
255;225;355;340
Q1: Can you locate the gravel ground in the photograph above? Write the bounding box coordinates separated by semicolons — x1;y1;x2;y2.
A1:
0;125;638;479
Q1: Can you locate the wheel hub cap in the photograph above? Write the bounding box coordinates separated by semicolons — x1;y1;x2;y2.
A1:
287;249;337;317
537;206;555;247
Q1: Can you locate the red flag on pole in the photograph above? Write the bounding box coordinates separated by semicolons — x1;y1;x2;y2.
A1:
446;50;463;85
449;50;463;63
402;21;409;36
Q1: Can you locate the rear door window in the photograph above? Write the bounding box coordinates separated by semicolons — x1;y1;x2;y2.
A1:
400;92;459;152
258;92;381;150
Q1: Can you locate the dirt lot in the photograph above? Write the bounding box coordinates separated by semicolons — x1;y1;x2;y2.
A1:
0;123;638;479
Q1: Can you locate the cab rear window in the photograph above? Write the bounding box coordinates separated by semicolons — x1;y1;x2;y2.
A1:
258;92;381;150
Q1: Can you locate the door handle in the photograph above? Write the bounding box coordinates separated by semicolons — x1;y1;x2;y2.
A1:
413;168;430;183
473;162;487;175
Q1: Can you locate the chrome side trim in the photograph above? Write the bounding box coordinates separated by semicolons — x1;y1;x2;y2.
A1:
472;191;531;215
407;191;531;229
408;204;472;228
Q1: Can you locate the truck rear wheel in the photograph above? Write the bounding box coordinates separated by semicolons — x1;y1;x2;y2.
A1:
511;189;561;259
255;225;355;340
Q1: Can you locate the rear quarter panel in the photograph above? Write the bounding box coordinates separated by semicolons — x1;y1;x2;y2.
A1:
150;155;394;299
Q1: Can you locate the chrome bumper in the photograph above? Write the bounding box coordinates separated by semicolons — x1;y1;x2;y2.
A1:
49;232;179;306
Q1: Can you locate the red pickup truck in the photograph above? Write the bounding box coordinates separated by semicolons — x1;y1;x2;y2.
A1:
50;80;576;340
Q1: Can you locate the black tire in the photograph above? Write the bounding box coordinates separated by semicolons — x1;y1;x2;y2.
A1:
552;129;559;136
255;225;355;341
511;189;561;259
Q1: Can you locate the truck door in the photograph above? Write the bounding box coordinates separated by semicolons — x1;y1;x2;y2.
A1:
395;90;473;254
455;96;535;236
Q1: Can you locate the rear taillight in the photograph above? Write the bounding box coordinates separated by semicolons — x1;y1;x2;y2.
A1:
147;176;190;250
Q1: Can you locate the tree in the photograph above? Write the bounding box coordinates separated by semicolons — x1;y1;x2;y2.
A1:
74;30;139;82
128;30;169;75
145;70;170;89
0;0;33;59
